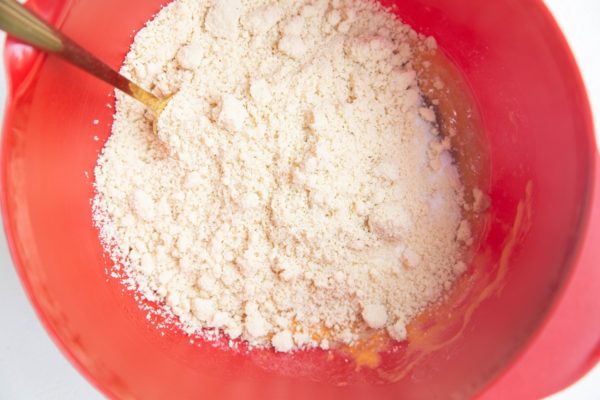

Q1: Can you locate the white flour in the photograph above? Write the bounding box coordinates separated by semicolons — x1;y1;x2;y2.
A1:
94;0;472;351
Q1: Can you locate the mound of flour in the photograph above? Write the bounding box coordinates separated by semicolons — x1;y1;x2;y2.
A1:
93;0;471;351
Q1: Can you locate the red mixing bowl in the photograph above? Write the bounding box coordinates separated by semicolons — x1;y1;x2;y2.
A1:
1;0;599;398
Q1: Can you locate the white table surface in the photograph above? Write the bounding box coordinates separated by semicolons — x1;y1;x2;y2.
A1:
1;1;599;398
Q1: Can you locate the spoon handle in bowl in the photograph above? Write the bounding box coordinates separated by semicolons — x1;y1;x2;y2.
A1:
0;0;160;108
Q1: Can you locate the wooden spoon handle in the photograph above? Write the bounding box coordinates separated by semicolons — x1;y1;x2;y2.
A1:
0;0;159;108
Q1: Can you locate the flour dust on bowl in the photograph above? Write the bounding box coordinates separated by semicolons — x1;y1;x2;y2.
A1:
93;0;489;355
0;0;597;399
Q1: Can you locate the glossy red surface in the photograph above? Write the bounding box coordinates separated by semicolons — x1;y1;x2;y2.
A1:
1;0;598;399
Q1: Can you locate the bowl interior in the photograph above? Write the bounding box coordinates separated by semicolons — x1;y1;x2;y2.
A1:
1;0;595;398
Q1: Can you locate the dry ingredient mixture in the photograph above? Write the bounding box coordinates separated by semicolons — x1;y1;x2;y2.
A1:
94;0;477;352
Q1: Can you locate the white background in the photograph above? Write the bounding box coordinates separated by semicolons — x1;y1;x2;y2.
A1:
1;1;599;398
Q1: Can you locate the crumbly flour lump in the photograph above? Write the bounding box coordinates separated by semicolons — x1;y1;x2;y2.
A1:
93;0;473;352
